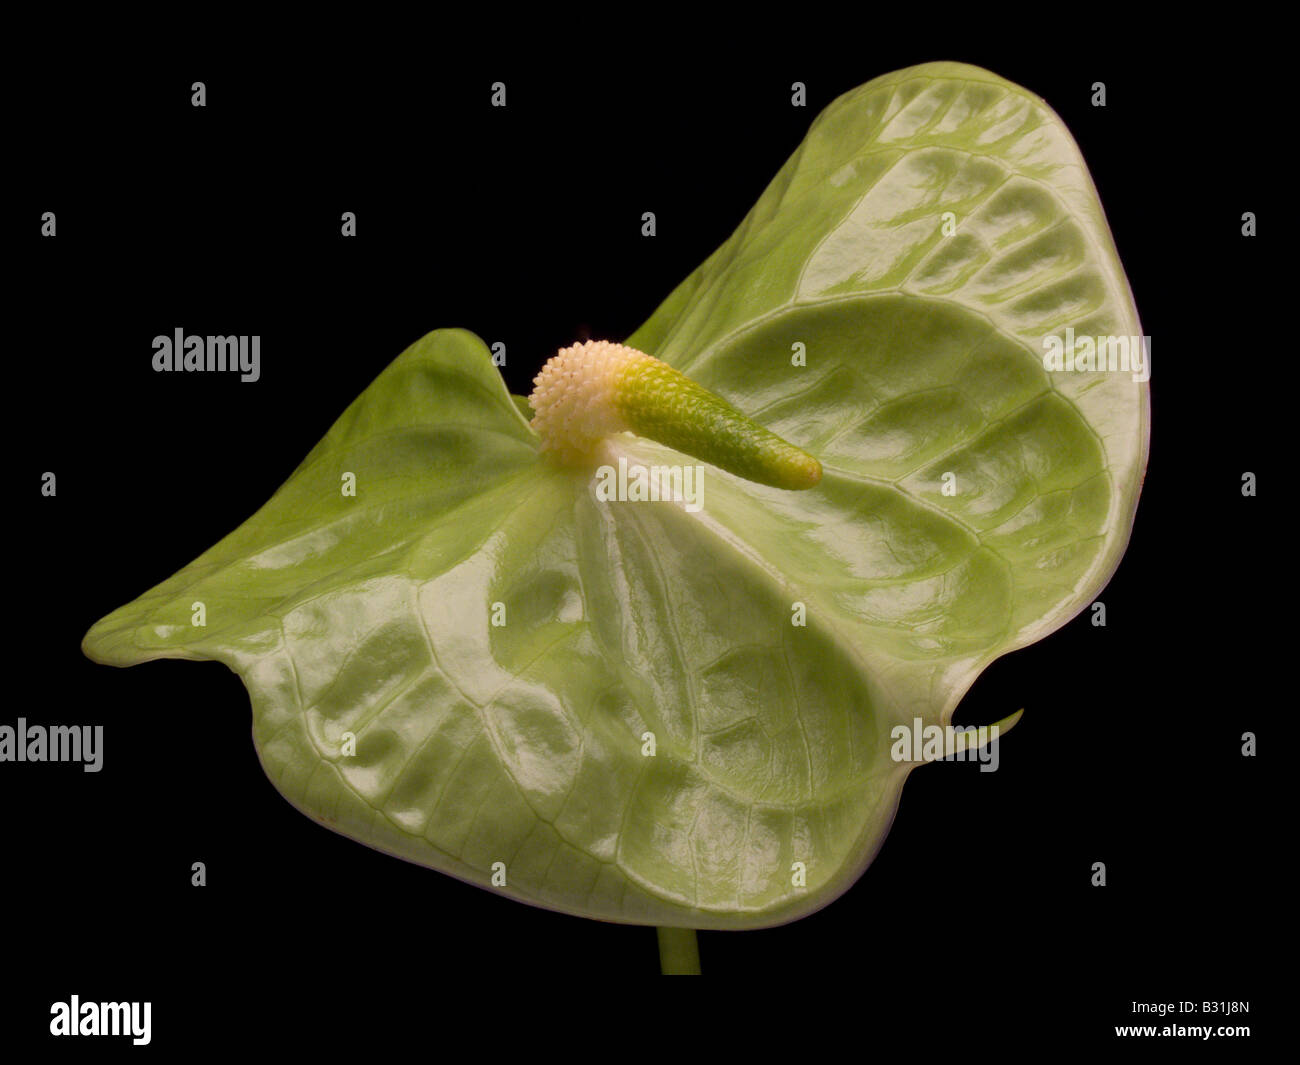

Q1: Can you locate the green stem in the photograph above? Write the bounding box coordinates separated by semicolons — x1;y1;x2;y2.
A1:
656;927;701;975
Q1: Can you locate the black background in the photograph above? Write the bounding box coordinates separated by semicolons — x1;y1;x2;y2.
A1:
9;36;1277;1052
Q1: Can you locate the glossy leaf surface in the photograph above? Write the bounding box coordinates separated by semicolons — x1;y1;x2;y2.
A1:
84;62;1148;929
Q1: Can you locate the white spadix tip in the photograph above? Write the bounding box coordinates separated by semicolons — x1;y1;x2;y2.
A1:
528;340;648;459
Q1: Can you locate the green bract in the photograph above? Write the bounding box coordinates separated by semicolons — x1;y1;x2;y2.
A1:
83;62;1148;929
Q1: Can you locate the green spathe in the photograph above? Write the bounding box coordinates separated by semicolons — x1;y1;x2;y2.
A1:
82;62;1148;929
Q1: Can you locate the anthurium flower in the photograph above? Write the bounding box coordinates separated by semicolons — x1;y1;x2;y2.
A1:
83;62;1148;933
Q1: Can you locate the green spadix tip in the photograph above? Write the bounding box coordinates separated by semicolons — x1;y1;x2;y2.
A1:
529;340;822;491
